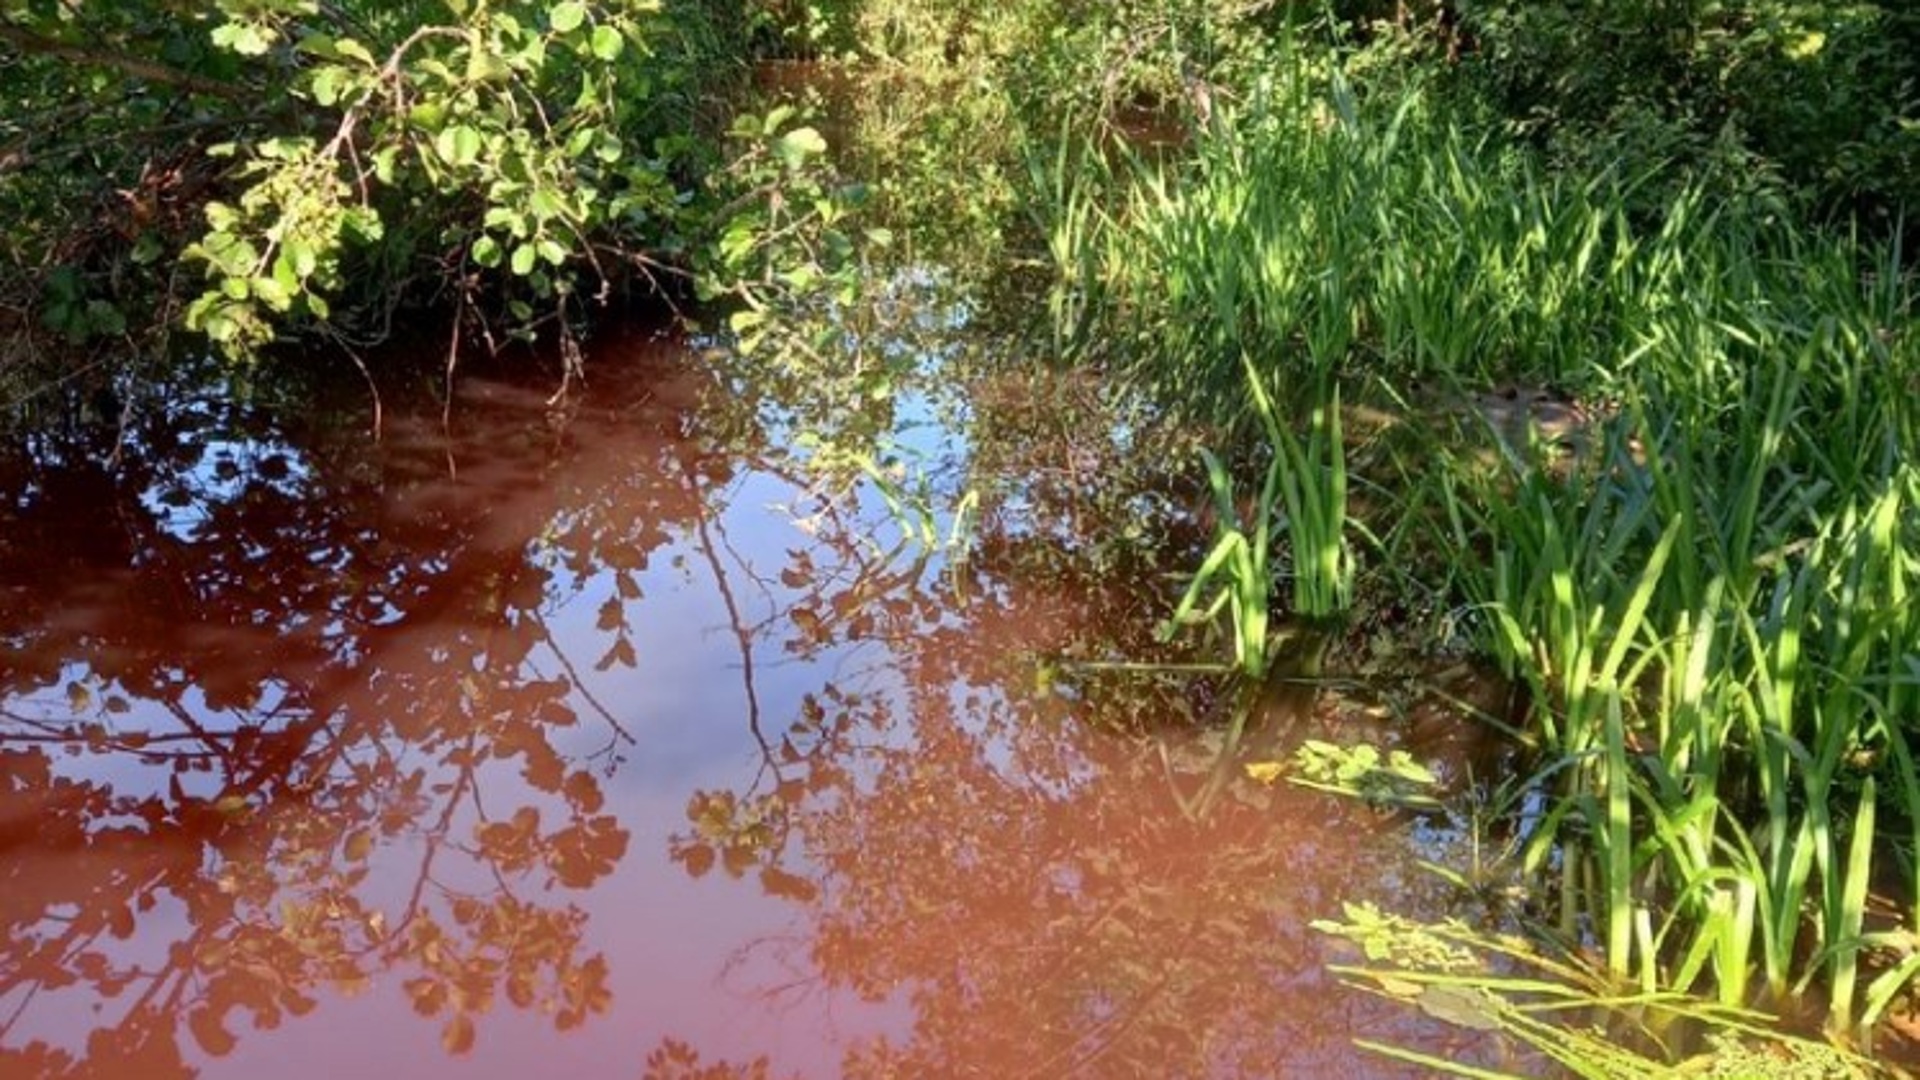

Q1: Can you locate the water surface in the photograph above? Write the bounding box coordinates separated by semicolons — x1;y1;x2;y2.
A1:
0;327;1498;1078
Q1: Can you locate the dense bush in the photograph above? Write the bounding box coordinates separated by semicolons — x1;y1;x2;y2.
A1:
1444;1;1920;224
0;0;863;374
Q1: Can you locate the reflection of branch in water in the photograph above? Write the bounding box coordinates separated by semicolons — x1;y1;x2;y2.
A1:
705;480;780;615
529;614;638;754
720;929;828;1013
685;472;779;787
0;979;41;1043
395;749;474;938
1017;969;1174;1080
0;698;272;770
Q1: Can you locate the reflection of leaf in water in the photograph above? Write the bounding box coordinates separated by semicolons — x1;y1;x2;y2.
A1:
563;769;605;813
760;866;819;903
596;596;625;631
595;635;638;671
189;1008;237;1056
679;840;716;878
0;347;739;1071
406;976;448;1017
442;1011;476;1054
1415;984;1504;1032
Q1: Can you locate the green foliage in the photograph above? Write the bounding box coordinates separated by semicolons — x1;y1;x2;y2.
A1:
746;0;1301;274
1041;62;1691;417
700;102;885;357
1156;440;1281;679
1288;740;1440;809
178;0;715;354
1446;0;1920;223
1432;233;1919;1033
1315;903;1888;1078
1;0;865;366
1033;42;1920;1037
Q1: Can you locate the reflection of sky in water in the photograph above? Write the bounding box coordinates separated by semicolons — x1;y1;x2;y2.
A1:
0;291;1497;1078
1;357;935;1075
131;385;316;545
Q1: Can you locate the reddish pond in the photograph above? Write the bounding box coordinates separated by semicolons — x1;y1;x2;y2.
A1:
0;328;1500;1078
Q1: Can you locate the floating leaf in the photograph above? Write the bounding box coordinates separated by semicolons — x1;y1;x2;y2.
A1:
1244;760;1285;785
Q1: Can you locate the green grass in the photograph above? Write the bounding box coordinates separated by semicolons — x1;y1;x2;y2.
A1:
1032;42;1920;1046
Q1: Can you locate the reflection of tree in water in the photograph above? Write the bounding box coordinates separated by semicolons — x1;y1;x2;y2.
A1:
666;361;1494;1078
0;346;753;1077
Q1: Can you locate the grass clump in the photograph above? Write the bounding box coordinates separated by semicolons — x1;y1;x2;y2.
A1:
1034;39;1920;1049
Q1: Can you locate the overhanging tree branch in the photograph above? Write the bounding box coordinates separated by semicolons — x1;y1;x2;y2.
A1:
0;22;247;101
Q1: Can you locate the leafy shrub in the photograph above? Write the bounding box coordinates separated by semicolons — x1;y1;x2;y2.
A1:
1448;0;1920;224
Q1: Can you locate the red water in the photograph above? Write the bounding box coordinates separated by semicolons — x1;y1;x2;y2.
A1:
0;334;1495;1078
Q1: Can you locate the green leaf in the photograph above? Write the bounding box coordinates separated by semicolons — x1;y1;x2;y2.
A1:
537;238;569;266
311;66;343;106
529;188;565;221
471;235;502;267
251;275;293;312
341;208;384;243
335;38;375;65
549;2;587;33
510;243;538;276
466;46;508;83
590;25;623;60
297;34;339;59
435;125;483;168
211;22;273;57
285;240;317;279
772;126;828;169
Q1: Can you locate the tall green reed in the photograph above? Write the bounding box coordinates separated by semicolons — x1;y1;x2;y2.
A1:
1444;273;1920;1033
1032;42;1920;1036
1156;356;1352;677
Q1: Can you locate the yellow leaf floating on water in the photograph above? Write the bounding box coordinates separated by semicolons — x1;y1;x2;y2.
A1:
1243;760;1284;785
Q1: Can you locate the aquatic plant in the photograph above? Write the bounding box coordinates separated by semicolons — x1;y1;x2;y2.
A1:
1034;39;1920;1040
1440;275;1920;1036
1157;441;1280;679
1314;902;1891;1079
1158;355;1353;678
